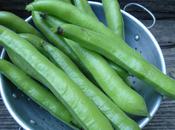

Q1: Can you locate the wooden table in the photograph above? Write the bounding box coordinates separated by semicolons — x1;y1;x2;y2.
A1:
0;0;175;130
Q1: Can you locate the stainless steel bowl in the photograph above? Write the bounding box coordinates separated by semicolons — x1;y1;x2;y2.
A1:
0;1;166;130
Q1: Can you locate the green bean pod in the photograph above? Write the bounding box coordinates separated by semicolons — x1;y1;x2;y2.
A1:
27;0;130;80
19;33;70;70
32;12;78;63
0;59;74;123
109;61;132;87
37;0;130;85
0;25;113;130
7;49;51;88
20;33;140;130
19;33;48;55
0;10;61;88
73;0;97;19
26;0;114;37
71;0;130;81
32;12;95;82
0;10;78;128
0;11;42;37
41;11;130;84
101;0;132;82
43;15;65;28
43;42;140;130
102;0;124;37
59;23;175;99
32;12;90;74
0;11;50;87
109;61;128;79
4;50;81;129
41;14;148;116
66;40;147;116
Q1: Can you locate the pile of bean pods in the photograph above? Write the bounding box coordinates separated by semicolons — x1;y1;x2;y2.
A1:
0;0;174;130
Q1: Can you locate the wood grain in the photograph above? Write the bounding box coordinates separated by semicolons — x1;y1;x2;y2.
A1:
94;0;175;20
144;99;175;130
0;98;19;130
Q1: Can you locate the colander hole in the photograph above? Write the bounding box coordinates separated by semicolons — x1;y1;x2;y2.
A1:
132;81;136;85
27;98;31;101
134;35;140;41
30;120;36;125
134;47;137;50
12;93;17;98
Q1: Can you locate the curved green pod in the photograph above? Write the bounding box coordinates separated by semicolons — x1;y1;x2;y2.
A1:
109;61;129;79
73;0;97;20
101;0;131;82
0;11;42;37
0;10;78;128
27;0;130;81
32;12;90;73
32;12;78;63
43;42;140;130
102;0;124;37
0;25;113;130
66;40;148;116
73;0;129;79
19;33;49;56
20;33;140;130
60;23;175;99
43;12;129;81
26;0;114;37
32;12;93;80
0;60;73;124
40;12;147;116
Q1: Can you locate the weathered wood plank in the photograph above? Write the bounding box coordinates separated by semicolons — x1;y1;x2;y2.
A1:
162;48;175;78
144;99;175;130
148;20;175;47
94;0;175;20
0;98;19;130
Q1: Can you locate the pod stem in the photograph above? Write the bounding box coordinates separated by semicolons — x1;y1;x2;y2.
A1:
57;27;64;35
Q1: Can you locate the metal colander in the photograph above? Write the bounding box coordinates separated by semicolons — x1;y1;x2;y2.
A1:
0;1;166;130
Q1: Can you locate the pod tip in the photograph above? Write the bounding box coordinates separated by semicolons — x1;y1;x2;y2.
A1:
138;106;149;117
